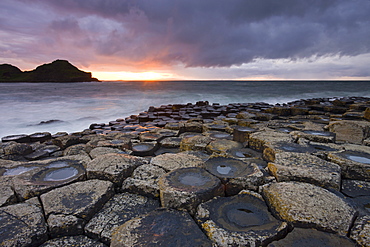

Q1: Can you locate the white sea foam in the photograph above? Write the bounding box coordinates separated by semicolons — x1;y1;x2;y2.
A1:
1;81;369;138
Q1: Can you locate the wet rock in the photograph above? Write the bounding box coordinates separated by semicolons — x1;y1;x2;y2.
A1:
0;197;47;247
232;126;257;143
180;135;214;151
87;153;145;186
342;179;370;198
203;157;264;195
228;147;263;160
97;138;132;150
131;142;159;156
184;121;204;132
328;150;370;180
41;179;114;235
52;134;81;149
121;164;166;197
249;131;294;152
1;134;30;143
350;215;370;247
29;132;51;142
11;156;88;200
196;190;288;247
262;182;357;236
206;139;243;154
85;193;160;244
365;107;370;121
267;227;357;247
328;120;370;144
158;167;224;215
39;235;107;247
263;142;315;162
268;152;341;190
150;152;204;171
111;208;212;247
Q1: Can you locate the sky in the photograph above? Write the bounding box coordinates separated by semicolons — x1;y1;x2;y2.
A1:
1;0;370;81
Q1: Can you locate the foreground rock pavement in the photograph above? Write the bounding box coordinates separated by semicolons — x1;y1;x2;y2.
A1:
1;96;369;246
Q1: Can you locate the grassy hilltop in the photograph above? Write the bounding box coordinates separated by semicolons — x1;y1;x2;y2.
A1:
0;60;99;82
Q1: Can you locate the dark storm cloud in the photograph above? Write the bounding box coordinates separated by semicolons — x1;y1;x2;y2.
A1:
9;0;370;68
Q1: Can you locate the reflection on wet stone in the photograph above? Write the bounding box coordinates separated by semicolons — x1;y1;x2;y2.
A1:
196;191;288;246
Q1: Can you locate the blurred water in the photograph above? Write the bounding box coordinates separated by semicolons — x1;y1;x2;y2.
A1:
1;80;369;138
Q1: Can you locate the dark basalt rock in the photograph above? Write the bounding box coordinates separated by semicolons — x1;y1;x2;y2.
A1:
85;193;160;245
196;191;288;246
131;142;159;156
203;157;264;194
29;132;52;142
158;167;224;214
0;198;48;247
111;208;212;247
267;227;357;247
1;134;30;143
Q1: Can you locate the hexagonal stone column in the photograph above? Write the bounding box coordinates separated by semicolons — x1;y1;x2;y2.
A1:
196;191;288;246
262;182;357;236
267;152;341;190
0;198;47;246
158;167;224;215
85;193;160;245
111;208;212;247
203;157;264;195
41;179;114;237
328;150;370;180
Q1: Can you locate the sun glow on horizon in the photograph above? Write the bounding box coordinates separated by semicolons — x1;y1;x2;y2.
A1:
92;71;177;81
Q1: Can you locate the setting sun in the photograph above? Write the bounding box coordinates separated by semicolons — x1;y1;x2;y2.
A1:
92;71;176;81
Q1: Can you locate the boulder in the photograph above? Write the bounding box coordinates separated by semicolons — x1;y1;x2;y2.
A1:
267;152;341;190
196;190;288;246
262;182;357;236
85;193;160;245
0;197;47;247
111;208;212;247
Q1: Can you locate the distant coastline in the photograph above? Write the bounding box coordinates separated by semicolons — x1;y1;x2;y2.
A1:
0;59;99;83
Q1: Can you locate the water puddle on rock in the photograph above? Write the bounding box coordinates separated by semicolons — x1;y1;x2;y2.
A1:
304;130;332;136
179;173;210;186
46;161;70;168
43;167;79;181
3;166;37;176
216;165;232;175
226;207;264;227
133;144;151;152
345;155;370;164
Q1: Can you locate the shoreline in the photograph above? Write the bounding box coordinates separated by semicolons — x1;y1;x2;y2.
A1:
1;96;370;246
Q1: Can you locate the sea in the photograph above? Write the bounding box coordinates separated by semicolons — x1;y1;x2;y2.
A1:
1;80;369;138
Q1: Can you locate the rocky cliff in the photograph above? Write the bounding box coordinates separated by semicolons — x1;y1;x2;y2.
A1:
0;60;99;82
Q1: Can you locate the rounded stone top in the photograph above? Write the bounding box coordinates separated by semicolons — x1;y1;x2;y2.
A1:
159;167;221;193
204;157;256;179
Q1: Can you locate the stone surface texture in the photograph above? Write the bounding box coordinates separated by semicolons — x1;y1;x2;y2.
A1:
262;182;357;236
